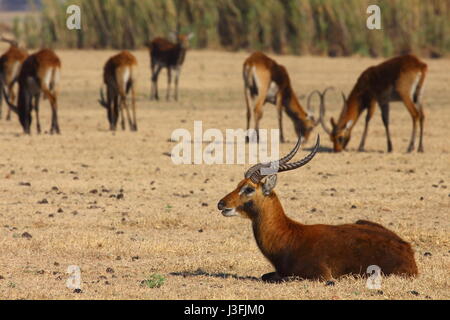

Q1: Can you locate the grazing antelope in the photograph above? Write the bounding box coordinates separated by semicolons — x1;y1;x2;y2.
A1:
218;136;418;282
146;32;193;101
3;49;61;134
320;54;428;152
243;51;321;143
0;36;28;120
98;51;138;131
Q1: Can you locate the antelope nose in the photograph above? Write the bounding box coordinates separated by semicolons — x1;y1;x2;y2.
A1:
217;200;226;211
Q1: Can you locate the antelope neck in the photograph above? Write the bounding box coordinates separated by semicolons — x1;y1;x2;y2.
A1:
338;93;361;129
284;91;310;129
250;193;303;257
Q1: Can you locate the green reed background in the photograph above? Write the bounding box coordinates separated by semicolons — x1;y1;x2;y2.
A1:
12;0;450;57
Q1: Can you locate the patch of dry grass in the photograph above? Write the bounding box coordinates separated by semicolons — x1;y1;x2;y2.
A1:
0;50;449;299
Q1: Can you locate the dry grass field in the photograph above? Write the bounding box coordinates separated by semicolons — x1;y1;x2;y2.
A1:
0;48;449;300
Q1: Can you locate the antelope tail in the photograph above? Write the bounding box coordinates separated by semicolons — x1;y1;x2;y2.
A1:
1;85;18;114
413;65;427;104
98;87;108;109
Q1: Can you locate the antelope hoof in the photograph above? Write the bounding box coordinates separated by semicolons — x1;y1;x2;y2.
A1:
407;145;414;153
418;146;424;153
261;272;283;283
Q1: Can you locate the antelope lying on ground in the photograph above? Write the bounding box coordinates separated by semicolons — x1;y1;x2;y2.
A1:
0;36;28;120
320;54;428;152
218;136;418;282
3;48;61;134
98;51;137;131
243;51;321;143
146;32;193;101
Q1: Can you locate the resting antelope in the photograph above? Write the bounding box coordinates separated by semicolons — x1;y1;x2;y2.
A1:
146;32;193;101
243;52;321;143
98;51;137;131
3;49;61;134
218;136;418;282
0;36;28;120
320;54;428;153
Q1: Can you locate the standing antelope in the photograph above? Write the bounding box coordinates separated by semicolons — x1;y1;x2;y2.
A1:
98;51;138;131
0;36;28;120
146;32;193;101
218;136;418;282
2;49;61;134
320;54;428;153
243;52;321;143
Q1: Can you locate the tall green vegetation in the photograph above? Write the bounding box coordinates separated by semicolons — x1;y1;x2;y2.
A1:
13;0;450;57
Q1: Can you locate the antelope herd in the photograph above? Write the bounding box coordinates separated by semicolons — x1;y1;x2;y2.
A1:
1;31;428;283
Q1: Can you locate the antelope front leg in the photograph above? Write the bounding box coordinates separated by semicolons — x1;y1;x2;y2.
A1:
358;100;376;152
166;68;172;101
6;85;15;121
151;65;162;101
34;94;41;134
174;67;180;101
417;104;425;153
276;94;285;143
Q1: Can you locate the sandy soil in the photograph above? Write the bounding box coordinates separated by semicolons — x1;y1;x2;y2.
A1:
0;48;449;299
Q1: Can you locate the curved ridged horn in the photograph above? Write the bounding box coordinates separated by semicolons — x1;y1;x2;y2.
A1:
0;35;18;47
319;87;337;135
245;135;320;183
245;137;303;181
278;135;320;173
307;90;322;126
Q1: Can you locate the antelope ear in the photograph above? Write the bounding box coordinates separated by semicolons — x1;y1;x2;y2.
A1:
187;32;195;40
262;175;277;196
330;117;337;128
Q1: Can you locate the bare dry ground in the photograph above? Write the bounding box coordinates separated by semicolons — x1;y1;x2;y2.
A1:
0;48;449;300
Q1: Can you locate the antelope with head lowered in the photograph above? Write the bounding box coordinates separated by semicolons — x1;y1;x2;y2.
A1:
243;52;321;144
99;51;137;131
320;54;428;153
218;136;418;282
3;48;61;134
146;31;193;101
0;35;28;120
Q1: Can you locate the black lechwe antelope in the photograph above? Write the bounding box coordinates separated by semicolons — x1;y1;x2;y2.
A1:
0;36;28;120
98;51;138;131
146;32;193;101
3;48;61;134
243;51;322;143
218;136;418;282
320;54;428;153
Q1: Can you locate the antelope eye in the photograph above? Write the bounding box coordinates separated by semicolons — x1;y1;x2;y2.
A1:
243;187;255;195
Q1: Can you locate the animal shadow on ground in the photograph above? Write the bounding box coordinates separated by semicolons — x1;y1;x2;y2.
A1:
170;268;260;282
303;145;333;153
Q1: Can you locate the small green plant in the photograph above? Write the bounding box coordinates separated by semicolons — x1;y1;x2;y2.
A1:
142;274;165;288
